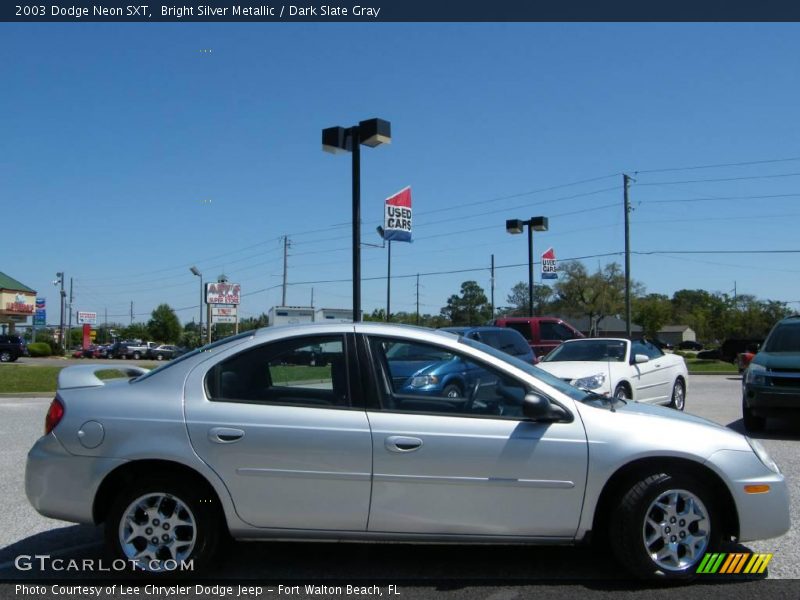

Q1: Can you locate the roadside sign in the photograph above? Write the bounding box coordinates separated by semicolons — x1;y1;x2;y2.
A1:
542;247;558;280
77;311;97;325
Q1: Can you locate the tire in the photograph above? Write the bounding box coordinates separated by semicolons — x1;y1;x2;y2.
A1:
156;354;164;361
133;352;142;360
669;379;686;411
442;383;463;398
613;383;630;400
742;398;766;432
105;478;221;574
0;351;12;363
610;472;718;580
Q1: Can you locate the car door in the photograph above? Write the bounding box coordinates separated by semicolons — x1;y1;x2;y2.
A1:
363;335;588;538
184;333;373;531
629;340;672;403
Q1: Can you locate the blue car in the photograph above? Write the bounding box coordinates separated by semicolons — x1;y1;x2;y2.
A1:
385;327;532;399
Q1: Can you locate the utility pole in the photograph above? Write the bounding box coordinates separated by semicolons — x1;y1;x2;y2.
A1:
281;236;291;306
130;301;134;325
55;272;65;354
490;254;495;318
416;274;420;325
311;287;314;309
66;278;73;350
624;174;632;338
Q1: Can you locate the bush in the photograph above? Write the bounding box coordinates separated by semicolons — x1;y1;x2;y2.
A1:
28;342;53;357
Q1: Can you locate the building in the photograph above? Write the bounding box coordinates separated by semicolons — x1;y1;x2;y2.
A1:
658;325;697;347
568;315;643;338
268;306;359;327
315;308;357;323
0;272;36;334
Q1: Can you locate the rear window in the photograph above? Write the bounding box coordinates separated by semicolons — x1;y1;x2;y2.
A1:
480;330;531;355
503;321;532;342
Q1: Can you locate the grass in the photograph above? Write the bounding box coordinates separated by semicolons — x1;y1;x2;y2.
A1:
685;358;738;374
0;365;146;394
271;365;331;384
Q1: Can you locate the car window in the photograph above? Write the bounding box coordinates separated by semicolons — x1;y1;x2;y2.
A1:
504;321;532;341
369;337;530;419
544;340;627;362
206;335;350;408
641;340;664;359
540;321;577;341
763;324;800;352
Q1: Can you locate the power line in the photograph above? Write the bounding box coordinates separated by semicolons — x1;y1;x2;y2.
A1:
646;192;800;204
637;171;800;186
633;156;800;175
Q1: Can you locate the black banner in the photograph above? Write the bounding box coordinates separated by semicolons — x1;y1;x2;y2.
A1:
4;1;800;23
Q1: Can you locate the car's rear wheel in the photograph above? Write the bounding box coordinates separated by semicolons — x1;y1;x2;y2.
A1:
105;478;221;573
742;398;766;432
610;472;718;580
133;352;142;360
669;379;685;411
156;354;164;361
0;351;12;363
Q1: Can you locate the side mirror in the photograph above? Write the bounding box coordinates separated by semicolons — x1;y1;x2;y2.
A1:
633;354;649;364
522;393;568;422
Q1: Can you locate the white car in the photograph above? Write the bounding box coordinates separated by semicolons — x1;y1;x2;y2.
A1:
537;338;688;410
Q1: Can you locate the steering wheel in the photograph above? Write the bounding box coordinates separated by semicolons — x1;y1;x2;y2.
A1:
462;379;481;413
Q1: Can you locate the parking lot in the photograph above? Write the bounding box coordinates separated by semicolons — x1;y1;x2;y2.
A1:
1;375;798;585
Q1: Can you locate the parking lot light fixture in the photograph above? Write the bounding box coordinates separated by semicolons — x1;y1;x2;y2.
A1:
505;217;549;316
322;118;391;322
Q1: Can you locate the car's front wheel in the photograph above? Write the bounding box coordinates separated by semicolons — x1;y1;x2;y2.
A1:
742;397;766;432
613;383;630;400
610;472;718;580
105;478;221;573
0;351;12;363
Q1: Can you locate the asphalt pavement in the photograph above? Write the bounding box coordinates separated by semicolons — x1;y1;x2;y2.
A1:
0;375;798;596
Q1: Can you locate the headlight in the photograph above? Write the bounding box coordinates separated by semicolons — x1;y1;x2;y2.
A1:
745;363;767;385
747;437;781;474
571;373;606;391
410;374;439;388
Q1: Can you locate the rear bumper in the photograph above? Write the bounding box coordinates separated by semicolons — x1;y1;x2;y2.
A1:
26;433;126;524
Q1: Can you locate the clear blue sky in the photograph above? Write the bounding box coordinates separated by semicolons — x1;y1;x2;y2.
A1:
3;23;800;325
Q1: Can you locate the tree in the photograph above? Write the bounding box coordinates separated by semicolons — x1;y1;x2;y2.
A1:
440;281;493;326
500;281;553;316
552;262;641;335
633;294;673;338
122;322;149;341
147;304;181;343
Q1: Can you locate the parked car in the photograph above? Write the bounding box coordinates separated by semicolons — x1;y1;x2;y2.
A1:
0;334;28;362
649;337;674;351
742;315;800;431
536;337;689;409
719;338;763;364
735;349;757;374
490;316;583;357
147;345;184;361
678;340;704;351
26;323;789;580
440;326;536;364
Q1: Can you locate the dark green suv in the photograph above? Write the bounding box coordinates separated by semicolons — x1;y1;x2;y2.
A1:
742;315;800;431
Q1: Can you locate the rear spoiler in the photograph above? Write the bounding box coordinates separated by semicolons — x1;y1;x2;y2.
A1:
57;364;150;390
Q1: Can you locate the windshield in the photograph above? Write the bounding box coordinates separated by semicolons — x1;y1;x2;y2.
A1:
763;324;800;353
459;336;592;403
544;339;627;363
133;331;255;382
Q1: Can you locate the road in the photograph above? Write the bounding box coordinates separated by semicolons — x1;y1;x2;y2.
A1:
0;375;798;592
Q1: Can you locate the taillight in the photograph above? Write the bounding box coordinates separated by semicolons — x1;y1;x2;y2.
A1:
45;398;65;435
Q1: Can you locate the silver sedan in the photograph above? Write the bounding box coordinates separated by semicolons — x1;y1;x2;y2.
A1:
25;322;789;579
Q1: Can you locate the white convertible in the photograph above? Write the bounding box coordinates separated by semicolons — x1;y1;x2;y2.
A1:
537;338;689;410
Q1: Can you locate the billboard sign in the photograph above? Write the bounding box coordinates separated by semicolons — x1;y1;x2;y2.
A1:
34;297;46;327
77;311;98;325
383;186;412;242
206;282;241;305
542;247;558;280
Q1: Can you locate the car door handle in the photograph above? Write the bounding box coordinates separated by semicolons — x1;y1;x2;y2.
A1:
209;427;245;444
385;436;423;453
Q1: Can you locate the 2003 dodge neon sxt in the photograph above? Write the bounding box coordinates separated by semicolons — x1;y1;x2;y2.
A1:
26;323;790;579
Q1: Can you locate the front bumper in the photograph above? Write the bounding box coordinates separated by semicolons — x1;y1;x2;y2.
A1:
744;382;800;416
26;433;126;524
706;449;791;542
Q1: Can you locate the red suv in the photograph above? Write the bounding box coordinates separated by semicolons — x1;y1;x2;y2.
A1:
490;317;584;357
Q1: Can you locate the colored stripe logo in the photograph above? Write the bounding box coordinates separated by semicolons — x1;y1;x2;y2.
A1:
696;552;773;574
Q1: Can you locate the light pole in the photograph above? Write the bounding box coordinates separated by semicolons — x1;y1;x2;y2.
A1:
190;266;203;346
54;272;65;353
506;217;549;316
376;226;391;321
322;118;391;322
